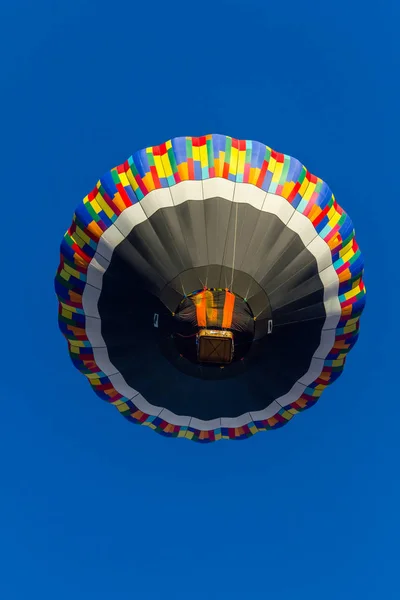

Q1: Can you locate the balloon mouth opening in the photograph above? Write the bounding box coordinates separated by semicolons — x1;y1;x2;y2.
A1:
170;288;255;368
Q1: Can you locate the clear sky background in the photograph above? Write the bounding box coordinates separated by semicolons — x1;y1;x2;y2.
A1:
0;1;398;598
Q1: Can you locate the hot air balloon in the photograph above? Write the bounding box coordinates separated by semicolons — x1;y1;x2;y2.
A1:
55;134;366;442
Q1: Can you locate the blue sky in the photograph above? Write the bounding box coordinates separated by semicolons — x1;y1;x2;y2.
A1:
1;0;398;598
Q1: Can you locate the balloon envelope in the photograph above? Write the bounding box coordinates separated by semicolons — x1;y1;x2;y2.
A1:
55;134;366;442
